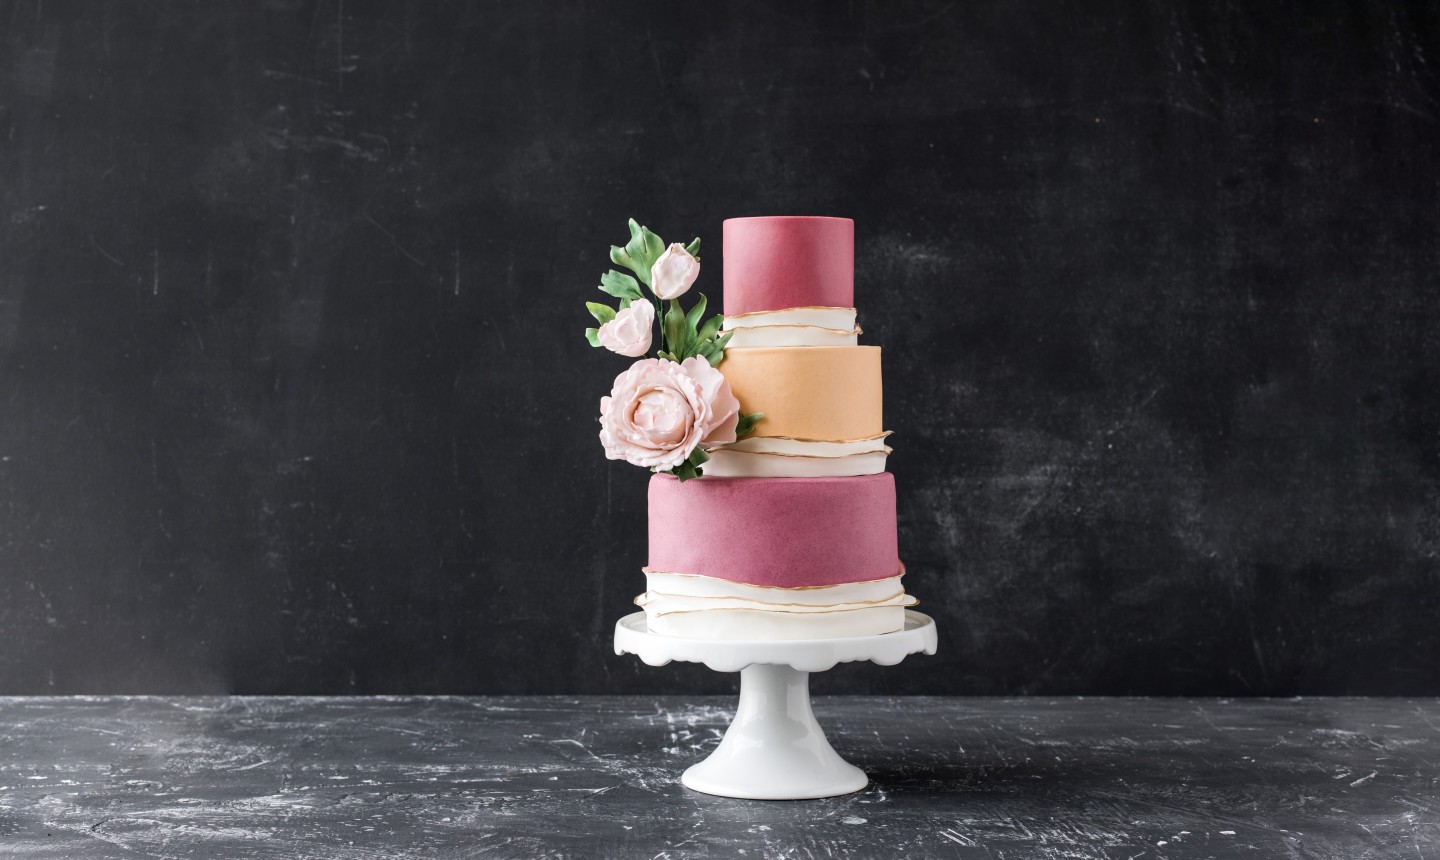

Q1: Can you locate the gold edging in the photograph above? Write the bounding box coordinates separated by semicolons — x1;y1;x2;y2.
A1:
704;447;893;460
725;324;858;339
640;590;910;610
641;596;920;617
721;305;856;320
706;431;893;451
641;562;907;590
724;323;860;334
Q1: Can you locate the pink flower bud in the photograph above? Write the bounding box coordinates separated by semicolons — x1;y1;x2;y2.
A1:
649;244;700;300
596;299;654;357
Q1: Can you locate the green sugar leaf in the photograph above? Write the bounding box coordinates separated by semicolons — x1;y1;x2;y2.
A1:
598;269;644;301
610;218;666;286
668;445;711;482
663;299;687;359
734;411;764;438
697;314;723;343
586;302;616;325
685;293;708;331
584;327;601;347
684;237;701;259
638;220;665;258
608;246;632;278
707;330;734;365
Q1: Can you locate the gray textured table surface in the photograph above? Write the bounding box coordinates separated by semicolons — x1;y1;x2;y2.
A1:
0;696;1435;859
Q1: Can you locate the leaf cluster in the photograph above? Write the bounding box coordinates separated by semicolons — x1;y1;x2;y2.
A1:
734;412;764;439
670;446;709;482
583;218;758;481
584;219;723;364
668;411;765;483
657;293;732;367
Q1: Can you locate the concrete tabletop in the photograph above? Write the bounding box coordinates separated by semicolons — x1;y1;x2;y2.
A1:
0;696;1435;858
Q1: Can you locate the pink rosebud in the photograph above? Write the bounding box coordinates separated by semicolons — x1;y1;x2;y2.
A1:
649;244;700;300
599;357;741;471
596;299;654;357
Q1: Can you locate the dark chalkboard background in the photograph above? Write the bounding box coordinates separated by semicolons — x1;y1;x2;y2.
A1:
0;1;1436;696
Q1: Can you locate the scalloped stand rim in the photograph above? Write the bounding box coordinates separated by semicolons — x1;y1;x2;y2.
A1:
613;609;938;800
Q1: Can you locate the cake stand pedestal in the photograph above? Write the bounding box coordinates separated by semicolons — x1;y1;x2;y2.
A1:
613;609;938;800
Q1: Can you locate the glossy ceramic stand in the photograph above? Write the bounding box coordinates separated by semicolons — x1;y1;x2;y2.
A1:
613;609;938;800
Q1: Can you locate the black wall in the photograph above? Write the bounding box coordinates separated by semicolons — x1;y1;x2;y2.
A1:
1;1;1436;696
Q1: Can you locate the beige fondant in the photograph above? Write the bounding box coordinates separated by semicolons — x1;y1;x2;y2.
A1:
718;346;883;440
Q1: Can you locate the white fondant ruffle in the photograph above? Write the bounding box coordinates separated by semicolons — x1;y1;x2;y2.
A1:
704;432;893;477
724;325;859;348
702;448;888;477
722;306;857;330
644;570;906;602
721;307;860;349
714;432;892;456
642;605;908;640
636;569;915;640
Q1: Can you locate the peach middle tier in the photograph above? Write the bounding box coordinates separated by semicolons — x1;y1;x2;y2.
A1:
638;216;916;640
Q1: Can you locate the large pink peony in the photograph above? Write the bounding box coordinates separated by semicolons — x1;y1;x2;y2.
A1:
599;356;740;470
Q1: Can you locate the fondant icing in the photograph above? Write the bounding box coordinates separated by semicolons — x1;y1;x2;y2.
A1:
648;473;899;588
627;214;919;640
710;432;892;457
723;325;859;349
641;605;907;640
723;307;861;348
723;217;854;316
701;448;888;478
723;306;857;330
717;346;882;440
644;570;907;602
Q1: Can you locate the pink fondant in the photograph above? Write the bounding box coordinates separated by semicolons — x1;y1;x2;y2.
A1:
723;217;854;316
648;472;898;588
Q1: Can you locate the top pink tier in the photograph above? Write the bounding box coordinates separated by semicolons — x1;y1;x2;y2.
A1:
722;216;854;316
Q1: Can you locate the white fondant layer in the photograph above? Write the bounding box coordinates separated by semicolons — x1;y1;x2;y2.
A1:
714;433;892;456
644;605;908;640
704;433;893;477
645;571;906;604
724;325;858;348
638;592;915;617
703;448;888;477
636;571;915;639
722;307;857;331
722;307;860;348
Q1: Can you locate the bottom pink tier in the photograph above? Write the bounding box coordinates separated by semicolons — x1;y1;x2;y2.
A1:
647;472;899;588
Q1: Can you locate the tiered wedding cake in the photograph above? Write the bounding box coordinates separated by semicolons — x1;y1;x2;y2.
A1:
636;217;914;640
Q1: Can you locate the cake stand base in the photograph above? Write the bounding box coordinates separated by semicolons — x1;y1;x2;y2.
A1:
682;663;866;799
613;609;938;800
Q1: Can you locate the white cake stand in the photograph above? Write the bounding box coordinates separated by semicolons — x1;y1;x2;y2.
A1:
613;609;938;800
